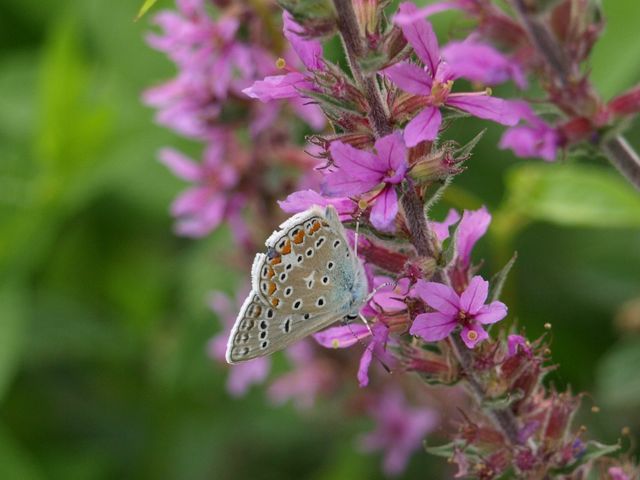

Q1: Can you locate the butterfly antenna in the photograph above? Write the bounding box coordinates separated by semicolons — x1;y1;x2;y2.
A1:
354;215;360;259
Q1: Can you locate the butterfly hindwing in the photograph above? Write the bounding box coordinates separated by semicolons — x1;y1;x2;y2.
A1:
226;205;368;363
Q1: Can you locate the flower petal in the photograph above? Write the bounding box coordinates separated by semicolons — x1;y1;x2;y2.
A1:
410;312;457;342
474;301;508;325
446;95;520;126
413;280;460;314
393;1;460;25
383;61;432;94
396;2;440;76
278;189;356;220
459;275;489;315
375;131;408;172
313;323;371;349
370;186;399;231
242;72;310;101
429;208;460;243
455;206;491;269
460;324;489;348
322;141;385;196
159;148;202;181
283;12;324;71
404;106;442;147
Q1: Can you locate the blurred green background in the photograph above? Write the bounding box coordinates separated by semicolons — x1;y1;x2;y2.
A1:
1;0;640;479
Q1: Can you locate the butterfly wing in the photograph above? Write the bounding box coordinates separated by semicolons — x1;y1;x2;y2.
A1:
226;205;368;364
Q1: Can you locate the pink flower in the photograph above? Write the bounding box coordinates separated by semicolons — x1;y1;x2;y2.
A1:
507;334;532;357
393;0;475;25
322;132;409;231
159;134;243;237
499;101;560;162
430;208;461;243
608;467;631;480
267;342;334;410
359;389;438;475
410;276;507;348
243;12;324;103
313;322;394;387
278;189;357;221
384;2;520;146
442;39;526;89
207;290;270;397
455;206;491;270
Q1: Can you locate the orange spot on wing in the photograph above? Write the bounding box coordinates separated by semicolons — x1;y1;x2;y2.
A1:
293;230;305;244
267;267;275;278
268;282;277;295
270;256;282;265
311;220;322;233
271;298;280;307
281;239;292;255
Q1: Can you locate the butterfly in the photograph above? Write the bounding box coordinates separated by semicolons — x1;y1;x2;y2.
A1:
226;205;369;364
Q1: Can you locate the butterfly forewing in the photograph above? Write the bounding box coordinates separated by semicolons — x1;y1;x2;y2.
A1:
226;206;367;363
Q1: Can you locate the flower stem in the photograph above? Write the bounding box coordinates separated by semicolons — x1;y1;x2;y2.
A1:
449;335;523;446
601;135;640;191
510;0;640;190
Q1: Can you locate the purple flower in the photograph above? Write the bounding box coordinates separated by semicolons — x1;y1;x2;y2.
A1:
499;101;560;162
267;341;334;410
608;467;631;480
385;2;520;146
442;39;526;89
207;290;270;397
363;276;411;316
410;276;507;348
278;189;357;221
159;134;242;237
314;321;394;388
507;334;532;357
429;208;461;243
455;206;491;270
243;12;324;103
393;0;474;25
359;389;438;475
322;132;409;231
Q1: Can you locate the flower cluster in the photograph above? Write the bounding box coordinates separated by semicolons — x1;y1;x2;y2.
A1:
145;0;639;477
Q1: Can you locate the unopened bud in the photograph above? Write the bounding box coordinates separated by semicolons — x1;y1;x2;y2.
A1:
544;322;552;330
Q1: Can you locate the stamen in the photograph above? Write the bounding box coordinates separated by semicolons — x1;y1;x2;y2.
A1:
467;330;478;342
275;57;286;69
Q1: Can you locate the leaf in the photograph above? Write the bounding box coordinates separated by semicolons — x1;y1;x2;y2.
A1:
550;441;620;475
135;0;159;21
596;338;640;409
453;128;486;160
500;163;640;229
424;440;468;458
489;252;517;302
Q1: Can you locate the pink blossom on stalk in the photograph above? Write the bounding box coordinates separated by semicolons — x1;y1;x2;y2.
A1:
314;322;394;387
499;101;560;162
507;334;532;357
267;342;334;410
393;0;476;25
363;276;412;316
278;189;357;221
410;276;507;348
322;132;409;231
442;39;526;89
608;467;631;480
385;2;520;146
243;12;324;103
208;291;270;397
159;135;243;237
429;208;461;243
359;389;438;475
455;206;491;269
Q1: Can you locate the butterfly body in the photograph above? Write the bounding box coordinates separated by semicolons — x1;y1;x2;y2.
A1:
226;205;368;364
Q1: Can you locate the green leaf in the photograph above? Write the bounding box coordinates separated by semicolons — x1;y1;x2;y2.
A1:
135;0;159;21
489;252;517;302
453;128;486;160
500;163;640;229
0;285;26;402
550;441;620;475
424;440;468;458
596;338;640;409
